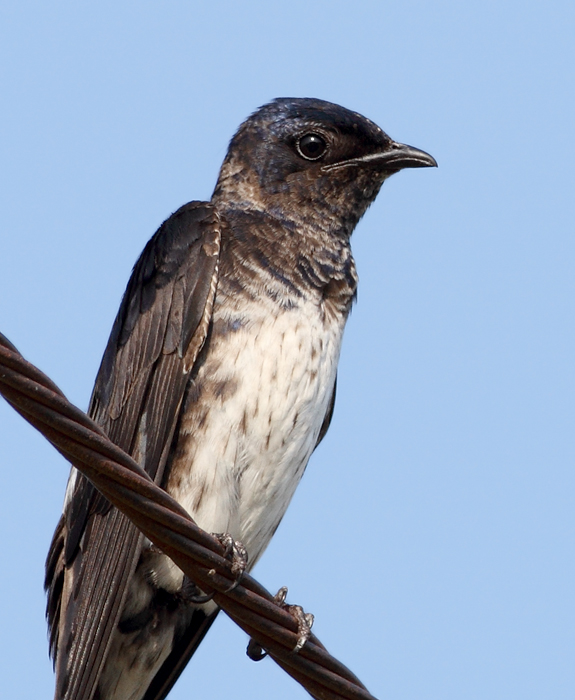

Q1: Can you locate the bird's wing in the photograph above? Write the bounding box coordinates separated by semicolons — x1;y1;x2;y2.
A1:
45;201;221;700
141;608;219;700
315;377;337;449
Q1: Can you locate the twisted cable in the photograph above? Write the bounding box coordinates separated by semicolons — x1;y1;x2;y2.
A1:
0;332;377;700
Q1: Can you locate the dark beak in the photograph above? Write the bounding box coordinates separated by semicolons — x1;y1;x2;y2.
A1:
374;141;437;170
324;141;437;172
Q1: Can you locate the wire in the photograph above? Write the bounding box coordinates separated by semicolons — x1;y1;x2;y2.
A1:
0;332;378;700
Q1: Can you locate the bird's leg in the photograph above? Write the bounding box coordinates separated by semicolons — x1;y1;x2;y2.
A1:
246;586;314;661
212;533;248;590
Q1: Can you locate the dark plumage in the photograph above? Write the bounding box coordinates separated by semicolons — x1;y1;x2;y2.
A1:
45;97;436;700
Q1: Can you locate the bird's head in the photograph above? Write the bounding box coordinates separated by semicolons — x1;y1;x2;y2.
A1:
212;97;436;237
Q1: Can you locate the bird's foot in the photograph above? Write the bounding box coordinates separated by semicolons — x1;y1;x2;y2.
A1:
213;532;248;591
274;586;314;653
246;586;314;661
182;578;215;605
246;638;267;661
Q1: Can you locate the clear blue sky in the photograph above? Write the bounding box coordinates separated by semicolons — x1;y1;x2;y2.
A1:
1;2;574;699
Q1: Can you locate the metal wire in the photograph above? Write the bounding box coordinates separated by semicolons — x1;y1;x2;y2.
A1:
0;331;378;700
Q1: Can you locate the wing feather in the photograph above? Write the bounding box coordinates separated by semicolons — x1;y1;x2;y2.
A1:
45;201;221;700
141;610;219;700
315;377;337;449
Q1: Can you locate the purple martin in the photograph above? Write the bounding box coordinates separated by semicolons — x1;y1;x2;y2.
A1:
45;97;436;700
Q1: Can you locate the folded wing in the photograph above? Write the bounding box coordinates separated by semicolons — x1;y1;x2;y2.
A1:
45;202;221;700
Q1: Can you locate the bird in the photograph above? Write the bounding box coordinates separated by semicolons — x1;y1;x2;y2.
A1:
45;97;436;700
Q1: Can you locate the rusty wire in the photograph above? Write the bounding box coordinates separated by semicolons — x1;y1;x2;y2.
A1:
0;331;378;700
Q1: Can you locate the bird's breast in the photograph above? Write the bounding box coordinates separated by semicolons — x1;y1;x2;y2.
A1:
164;289;346;569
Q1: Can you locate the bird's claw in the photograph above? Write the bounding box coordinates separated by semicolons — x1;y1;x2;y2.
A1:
183;578;215;605
181;533;247;603
246;586;314;661
246;637;267;661
213;533;248;591
273;586;314;652
289;604;314;653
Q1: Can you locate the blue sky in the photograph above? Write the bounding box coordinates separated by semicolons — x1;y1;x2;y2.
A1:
1;2;574;699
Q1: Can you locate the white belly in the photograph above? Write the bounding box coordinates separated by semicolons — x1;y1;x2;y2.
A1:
165;294;345;570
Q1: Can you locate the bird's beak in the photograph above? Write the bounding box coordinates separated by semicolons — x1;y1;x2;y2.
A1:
324;142;437;172
374;141;437;169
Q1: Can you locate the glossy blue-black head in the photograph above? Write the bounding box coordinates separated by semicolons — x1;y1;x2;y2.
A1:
213;98;436;234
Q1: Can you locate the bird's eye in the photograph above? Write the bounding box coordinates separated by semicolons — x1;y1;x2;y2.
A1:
296;133;327;161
